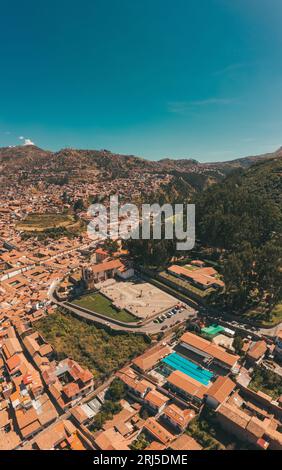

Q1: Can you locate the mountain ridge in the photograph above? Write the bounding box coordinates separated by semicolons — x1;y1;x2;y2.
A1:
1;144;281;189
1;144;282;166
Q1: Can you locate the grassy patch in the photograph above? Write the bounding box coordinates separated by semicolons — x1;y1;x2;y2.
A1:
271;303;282;324
242;302;282;327
16;213;75;232
182;265;198;271
72;292;137;323
36;310;149;380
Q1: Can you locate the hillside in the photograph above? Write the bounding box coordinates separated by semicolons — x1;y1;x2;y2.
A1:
127;157;282;317
1;144;281;193
195;156;282;249
195;157;282;314
217;146;282;169
0;145;51;171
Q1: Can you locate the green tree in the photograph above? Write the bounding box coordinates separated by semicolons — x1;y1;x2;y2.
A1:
233;334;244;355
73;198;84;212
105;378;126;402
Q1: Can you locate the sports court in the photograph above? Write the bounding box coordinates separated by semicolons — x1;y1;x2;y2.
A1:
201;324;225;337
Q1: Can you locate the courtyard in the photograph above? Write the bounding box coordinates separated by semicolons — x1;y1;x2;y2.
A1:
100;278;178;320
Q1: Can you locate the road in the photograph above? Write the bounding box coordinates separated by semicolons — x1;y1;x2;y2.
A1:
61;301;195;334
48;278;196;334
200;309;282;339
48;269;281;339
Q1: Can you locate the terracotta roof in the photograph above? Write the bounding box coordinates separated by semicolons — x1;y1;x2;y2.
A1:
103;407;136;431
168;265;224;288
2;337;22;359
246;416;266;439
247;341;267;361
95;248;108;256
69;360;93;383
15;393;58;437
68;431;87;450
63;382;80;398
91;259;123;274
256;390;273;402
191;260;205;266
6;354;21;372
78;368;93;383
181;332;239;368
167;370;207;400
70;406;88;424
205;376;236;404
20;420;41;439
133;344;171;372
144;417;174;445
217;403;249;429
15;407;38;430
170;434;202;451
145;441;166;450
163;403;195;427
117;367;154;395
145;389;169;408
257;437;269;450
34;420;75;450
0;409;10;428
95;427;130;450
39;343;53;357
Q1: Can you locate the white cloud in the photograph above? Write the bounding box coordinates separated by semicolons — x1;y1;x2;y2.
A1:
18;135;35;145
167;98;235;114
23;138;35;146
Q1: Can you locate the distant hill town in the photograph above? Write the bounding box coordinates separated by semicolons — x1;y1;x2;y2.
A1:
1;144;282;191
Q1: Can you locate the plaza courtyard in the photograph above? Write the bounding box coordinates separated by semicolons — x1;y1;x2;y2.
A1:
100;278;178;320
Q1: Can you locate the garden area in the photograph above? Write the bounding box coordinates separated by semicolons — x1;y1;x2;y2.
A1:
16;213;76;231
17;212;85;240
89;378;127;431
186;408;255;450
249;366;282;399
130;433;150;450
71;292;137;323
36;310;149;380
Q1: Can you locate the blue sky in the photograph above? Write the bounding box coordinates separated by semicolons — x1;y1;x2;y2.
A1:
0;0;282;161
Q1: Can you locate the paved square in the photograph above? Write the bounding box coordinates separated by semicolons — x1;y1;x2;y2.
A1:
100;278;178;319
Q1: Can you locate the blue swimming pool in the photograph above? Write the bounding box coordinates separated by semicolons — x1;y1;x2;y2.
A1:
161;353;213;385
